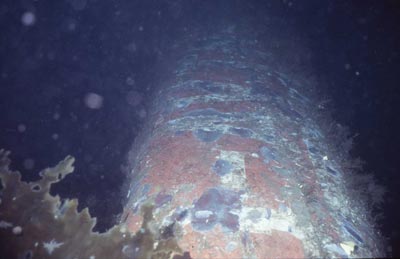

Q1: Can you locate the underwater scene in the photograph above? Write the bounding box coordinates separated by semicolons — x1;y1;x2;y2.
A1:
1;1;399;258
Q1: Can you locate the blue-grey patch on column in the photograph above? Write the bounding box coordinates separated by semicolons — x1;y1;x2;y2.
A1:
155;192;173;208
343;222;364;244
212;159;233;176
141;184;151;196
326;166;338;176
194;129;223;142
260;146;276;163
191;187;242;232
172;207;189;222
262;134;274;142
176;99;192;109
229;127;253;138
265;208;272;220
303;138;318;154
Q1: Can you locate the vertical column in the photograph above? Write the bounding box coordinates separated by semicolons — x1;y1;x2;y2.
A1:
122;29;382;258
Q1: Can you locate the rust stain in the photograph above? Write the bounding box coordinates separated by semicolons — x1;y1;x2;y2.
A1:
250;230;305;259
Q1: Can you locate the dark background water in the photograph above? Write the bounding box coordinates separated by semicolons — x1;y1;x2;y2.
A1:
0;0;399;256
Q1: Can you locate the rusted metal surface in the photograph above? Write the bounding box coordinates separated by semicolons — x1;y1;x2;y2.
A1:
121;29;382;258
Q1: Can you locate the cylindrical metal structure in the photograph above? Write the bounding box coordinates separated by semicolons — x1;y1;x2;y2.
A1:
121;28;383;258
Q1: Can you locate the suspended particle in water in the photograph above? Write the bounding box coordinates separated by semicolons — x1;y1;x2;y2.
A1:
17;123;26;133
84;93;104;109
21;12;36;26
53;112;60;120
137;108;147;119
12;226;22;235
126;76;135;86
